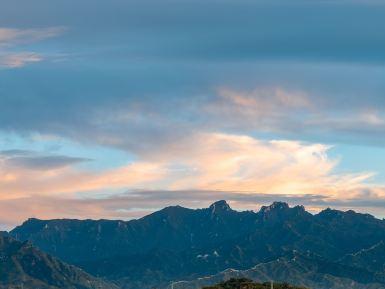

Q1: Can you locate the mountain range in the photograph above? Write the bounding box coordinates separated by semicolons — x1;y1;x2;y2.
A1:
7;201;385;289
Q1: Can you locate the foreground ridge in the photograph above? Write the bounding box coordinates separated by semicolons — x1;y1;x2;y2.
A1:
202;278;308;289
0;234;117;289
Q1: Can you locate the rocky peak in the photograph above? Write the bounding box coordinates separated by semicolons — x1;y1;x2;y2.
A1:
260;201;290;213
317;208;345;220
209;200;232;214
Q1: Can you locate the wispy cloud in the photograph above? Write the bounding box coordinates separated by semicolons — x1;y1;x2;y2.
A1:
217;86;311;113
4;84;383;156
206;86;313;132
0;27;64;68
0;27;64;47
0;52;43;68
204;86;385;143
0;150;90;171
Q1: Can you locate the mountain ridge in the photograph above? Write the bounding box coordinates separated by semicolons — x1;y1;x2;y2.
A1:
9;201;385;289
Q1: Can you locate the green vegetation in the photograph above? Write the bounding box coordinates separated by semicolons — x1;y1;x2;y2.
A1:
203;278;308;289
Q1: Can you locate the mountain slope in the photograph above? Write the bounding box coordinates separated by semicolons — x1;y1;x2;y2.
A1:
173;253;385;289
340;241;385;273
0;235;118;289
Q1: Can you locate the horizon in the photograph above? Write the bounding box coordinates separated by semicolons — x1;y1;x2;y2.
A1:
4;199;384;232
2;0;385;230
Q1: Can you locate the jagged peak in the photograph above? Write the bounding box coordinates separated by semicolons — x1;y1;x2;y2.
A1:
317;207;369;219
293;204;305;211
260;201;289;213
23;217;40;223
209;200;232;213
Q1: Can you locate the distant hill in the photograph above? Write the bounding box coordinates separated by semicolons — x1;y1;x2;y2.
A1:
0;235;118;289
201;278;307;289
9;201;385;289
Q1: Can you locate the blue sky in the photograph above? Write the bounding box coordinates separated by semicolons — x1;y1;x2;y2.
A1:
1;0;385;229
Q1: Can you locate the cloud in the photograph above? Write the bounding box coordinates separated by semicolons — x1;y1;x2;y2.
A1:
0;132;379;227
0;27;64;68
136;132;374;197
0;27;64;47
0;1;384;143
0;52;43;68
0;149;32;156
0;160;166;200
0;133;374;200
307;110;385;133
205;87;313;132
217;87;311;112
0;0;385;228
203;87;385;145
0;150;90;171
2;80;384;155
11;0;381;64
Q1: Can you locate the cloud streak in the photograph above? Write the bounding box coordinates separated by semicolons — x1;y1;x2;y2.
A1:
0;150;90;171
0;27;64;68
0;52;42;68
204;87;385;145
0;27;64;47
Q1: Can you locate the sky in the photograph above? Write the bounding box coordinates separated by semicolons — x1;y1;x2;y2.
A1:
1;0;385;229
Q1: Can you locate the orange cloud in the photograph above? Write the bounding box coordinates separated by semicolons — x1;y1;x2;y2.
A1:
150;133;374;197
208;87;312;122
0;133;374;200
0;161;167;200
0;132;381;228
